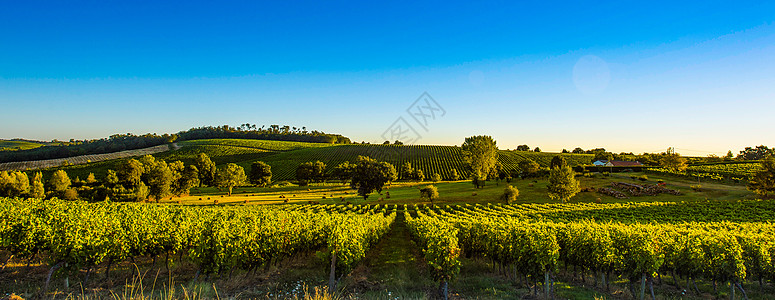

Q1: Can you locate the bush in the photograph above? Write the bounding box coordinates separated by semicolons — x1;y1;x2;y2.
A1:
432;173;442;182
62;188;79;201
500;185;519;204
638;175;649;181
419;185;439;202
690;184;702;192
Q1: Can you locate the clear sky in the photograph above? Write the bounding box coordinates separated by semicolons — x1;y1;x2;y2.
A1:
1;1;774;155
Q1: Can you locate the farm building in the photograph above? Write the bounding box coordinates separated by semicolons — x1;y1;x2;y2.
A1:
592;160;643;167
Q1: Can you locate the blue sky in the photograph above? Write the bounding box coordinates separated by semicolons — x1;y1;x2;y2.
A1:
1;1;774;155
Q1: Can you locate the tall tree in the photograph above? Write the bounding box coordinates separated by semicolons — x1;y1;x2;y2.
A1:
748;157;775;197
518;159;540;178
400;162;414;180
547;159;579;203
195;153;217;186
516;145;530;151
331;161;354;183
216;163;247;196
249;161;273;187
30;172;45;198
146;160;174;202
47;170;71;194
0;171;29;197
550;155;567;169
118;158;144;187
461;135;499;181
350;156;394;200
169;161;198;196
737;145;774;160
660;153;688;172
593;151;614;162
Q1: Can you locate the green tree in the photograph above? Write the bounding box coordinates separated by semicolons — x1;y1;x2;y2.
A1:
593;150;614;162
550;155;567;169
737;145;774;160
379;161;398;185
169;161;198;196
449;169;460;181
400;162;414;180
0;171;29;198
660;153;688;172
85;173;98;185
431;173;442;182
533;147;541;152
572;147;585;154
312;161;327;182
414;169;425;182
419;185;439;203
118;158;144;187
332;161;354;183
748;157;775;197
296;162;316;186
518;159;540;178
216;163;247;196
516;144;530;151
30;172;45;198
461;135;498;180
249;161;273;187
146;160;174;202
195;153;217;186
105;169;120;186
547;159;579;203
725;150;734;161
500;185;519;204
350;156;394;200
47;170;71;194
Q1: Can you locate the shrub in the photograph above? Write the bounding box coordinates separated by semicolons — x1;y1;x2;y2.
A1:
638;175;649;181
690;184;702;192
62;188;78;201
500;185;519;204
432;173;442;182
419;185;439;203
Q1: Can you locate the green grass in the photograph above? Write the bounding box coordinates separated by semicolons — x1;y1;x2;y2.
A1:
164;171;754;207
0;140;45;151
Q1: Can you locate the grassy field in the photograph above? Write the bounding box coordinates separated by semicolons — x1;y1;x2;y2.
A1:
161;171;753;207
0;139;45;151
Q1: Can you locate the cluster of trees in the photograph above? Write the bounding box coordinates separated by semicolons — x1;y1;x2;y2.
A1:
295;157;397;199
177;125;351;144
1;153;270;202
515;145;541;152
0;133;175;163
736;145;774;161
399;162;449;182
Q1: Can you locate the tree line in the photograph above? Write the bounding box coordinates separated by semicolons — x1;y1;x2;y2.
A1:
0;153;275;202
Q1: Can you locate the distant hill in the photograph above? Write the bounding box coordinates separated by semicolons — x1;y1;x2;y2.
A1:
46;138;594;181
0;124;349;164
0;139;47;151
